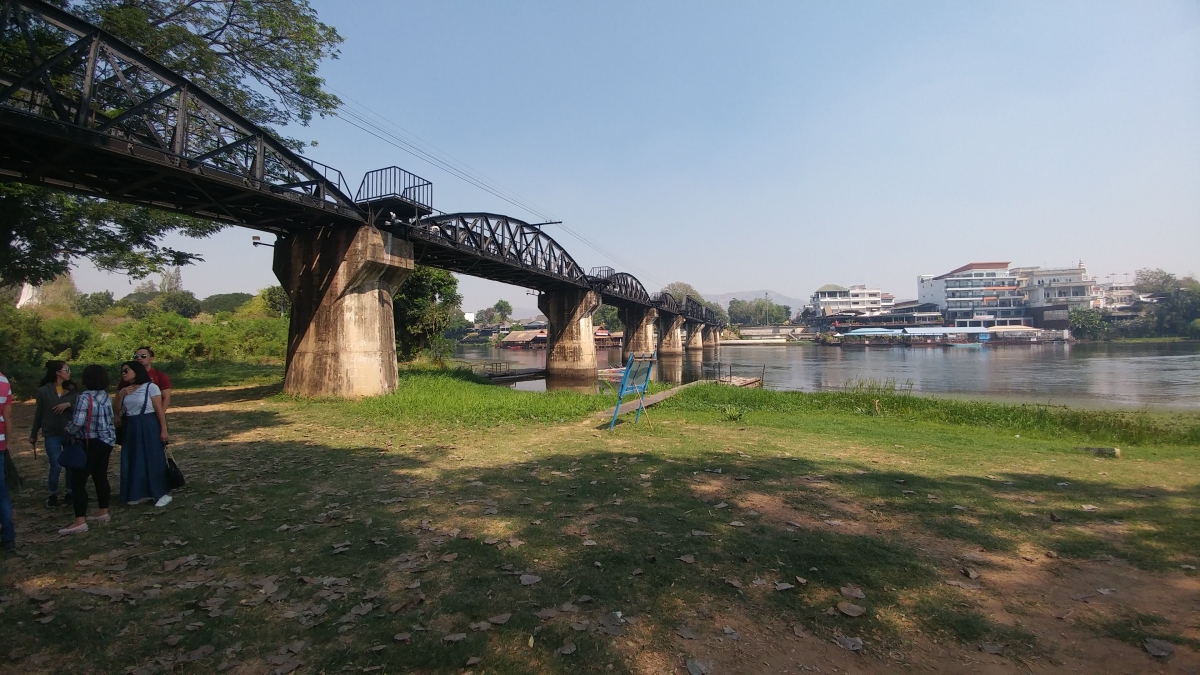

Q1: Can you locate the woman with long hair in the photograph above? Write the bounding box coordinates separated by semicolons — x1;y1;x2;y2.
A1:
28;360;78;507
59;365;116;535
114;361;172;507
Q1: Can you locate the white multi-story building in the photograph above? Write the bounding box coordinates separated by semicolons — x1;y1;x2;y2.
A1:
809;284;886;315
917;262;1031;327
1097;281;1137;309
1011;263;1098;309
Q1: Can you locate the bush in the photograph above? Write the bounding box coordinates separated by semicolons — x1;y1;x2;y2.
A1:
41;316;97;360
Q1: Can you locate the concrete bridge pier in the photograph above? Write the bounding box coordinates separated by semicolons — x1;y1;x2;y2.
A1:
538;288;602;378
274;226;414;398
657;313;685;356
703;325;722;349
618;305;658;363
684;321;705;351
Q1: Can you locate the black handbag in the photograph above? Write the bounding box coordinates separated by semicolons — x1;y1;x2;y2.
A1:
165;447;185;490
59;398;91;470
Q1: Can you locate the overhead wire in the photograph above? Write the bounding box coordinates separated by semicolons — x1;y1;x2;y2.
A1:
329;91;671;291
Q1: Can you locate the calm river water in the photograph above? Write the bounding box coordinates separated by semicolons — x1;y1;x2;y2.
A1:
454;342;1200;411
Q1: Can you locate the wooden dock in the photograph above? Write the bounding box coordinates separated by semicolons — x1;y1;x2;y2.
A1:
484;368;547;383
720;375;762;388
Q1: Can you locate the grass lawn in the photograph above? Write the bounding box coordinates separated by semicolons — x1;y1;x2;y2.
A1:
2;367;1198;674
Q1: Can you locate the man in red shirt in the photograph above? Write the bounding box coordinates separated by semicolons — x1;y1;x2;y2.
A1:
134;347;173;410
0;369;16;551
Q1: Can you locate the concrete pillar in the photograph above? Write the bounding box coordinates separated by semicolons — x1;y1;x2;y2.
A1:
618;305;658;363
657;313;685;355
538;288;601;378
684;321;704;350
703;325;722;349
274;226;413;398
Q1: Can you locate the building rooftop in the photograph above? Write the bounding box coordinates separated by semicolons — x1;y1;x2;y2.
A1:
933;262;1011;280
815;284;848;293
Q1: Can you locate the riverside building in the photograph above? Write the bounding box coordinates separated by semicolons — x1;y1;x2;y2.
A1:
918;262;1032;327
809;284;887;315
1011;263;1099;310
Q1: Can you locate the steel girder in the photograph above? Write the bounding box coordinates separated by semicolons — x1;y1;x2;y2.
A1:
0;0;364;230
403;213;589;292
586;266;651;306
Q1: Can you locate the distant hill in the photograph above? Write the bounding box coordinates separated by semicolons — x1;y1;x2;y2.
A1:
701;290;807;311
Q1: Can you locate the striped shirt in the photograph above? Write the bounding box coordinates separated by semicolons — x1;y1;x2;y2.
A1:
67;390;116;446
0;372;9;451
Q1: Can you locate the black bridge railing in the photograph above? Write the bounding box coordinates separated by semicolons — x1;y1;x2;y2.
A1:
355;166;433;216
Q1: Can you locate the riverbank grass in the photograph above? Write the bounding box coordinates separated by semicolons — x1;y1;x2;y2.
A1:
1;370;1197;674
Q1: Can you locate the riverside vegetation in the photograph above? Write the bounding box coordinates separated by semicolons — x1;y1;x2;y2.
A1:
1;365;1198;674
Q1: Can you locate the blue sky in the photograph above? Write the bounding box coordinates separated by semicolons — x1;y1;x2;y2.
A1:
75;0;1200;314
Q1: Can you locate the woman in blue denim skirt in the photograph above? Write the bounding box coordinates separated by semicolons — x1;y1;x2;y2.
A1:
115;361;172;508
28;360;78;507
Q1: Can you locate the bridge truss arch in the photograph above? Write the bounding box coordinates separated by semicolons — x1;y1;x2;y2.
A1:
402;213;589;291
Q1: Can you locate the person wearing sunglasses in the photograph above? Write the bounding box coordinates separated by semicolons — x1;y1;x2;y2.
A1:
132;347;172;411
29;360;79;507
114;360;172;508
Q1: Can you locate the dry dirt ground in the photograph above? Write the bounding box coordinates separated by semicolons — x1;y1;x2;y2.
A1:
1;383;1197;675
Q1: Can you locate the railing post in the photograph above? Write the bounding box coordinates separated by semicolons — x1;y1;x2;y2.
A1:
75;33;100;127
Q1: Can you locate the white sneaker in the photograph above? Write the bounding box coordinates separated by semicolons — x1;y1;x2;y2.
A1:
154;494;173;508
58;522;88;535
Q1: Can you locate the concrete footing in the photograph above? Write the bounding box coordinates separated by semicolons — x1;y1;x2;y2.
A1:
657;313;685;355
703;325;722;349
618;305;658;363
274;226;414;398
538;288;601;377
684;321;705;350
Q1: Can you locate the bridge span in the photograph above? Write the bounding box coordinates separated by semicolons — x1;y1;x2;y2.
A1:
0;0;723;396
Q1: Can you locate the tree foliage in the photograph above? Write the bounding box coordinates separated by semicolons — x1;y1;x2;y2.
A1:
593;304;623;332
660;281;729;324
1069;308;1104;340
393;266;463;360
156;290;202;318
493;299;513;322
200;292;254;314
728;297;789;326
1134;268;1180;295
74;291;115;316
1;0;344;286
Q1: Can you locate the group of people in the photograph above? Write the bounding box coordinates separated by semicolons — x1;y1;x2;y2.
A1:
0;347;175;551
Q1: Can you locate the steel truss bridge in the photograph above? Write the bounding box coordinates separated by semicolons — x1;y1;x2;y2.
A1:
0;0;721;326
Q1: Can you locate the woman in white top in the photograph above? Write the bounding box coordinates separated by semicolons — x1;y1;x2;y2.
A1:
114;360;172;507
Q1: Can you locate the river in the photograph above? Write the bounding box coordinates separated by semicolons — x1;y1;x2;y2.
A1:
453;342;1200;411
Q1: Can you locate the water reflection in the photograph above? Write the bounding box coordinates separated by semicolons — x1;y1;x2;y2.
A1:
454;342;1200;410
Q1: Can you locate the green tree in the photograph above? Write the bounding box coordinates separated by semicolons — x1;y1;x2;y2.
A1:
659;281;728;324
394;266;464;360
592;304;623;332
493;299;513;322
1;1;343;286
1069;308;1104;340
1134;268;1178;295
475;307;498;325
73;290;115;316
156;290;202;318
200;292;254;314
262;286;291;317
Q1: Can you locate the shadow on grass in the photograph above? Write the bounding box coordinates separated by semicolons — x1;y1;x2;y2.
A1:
6;409;1196;674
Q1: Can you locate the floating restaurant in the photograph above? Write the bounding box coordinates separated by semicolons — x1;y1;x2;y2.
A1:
830;325;1067;347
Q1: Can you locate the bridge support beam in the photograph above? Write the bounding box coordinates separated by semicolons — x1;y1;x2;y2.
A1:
703;325;722;349
684;321;705;351
618;305;658;362
274;226;413;398
539;288;602;378
657;313;685;355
